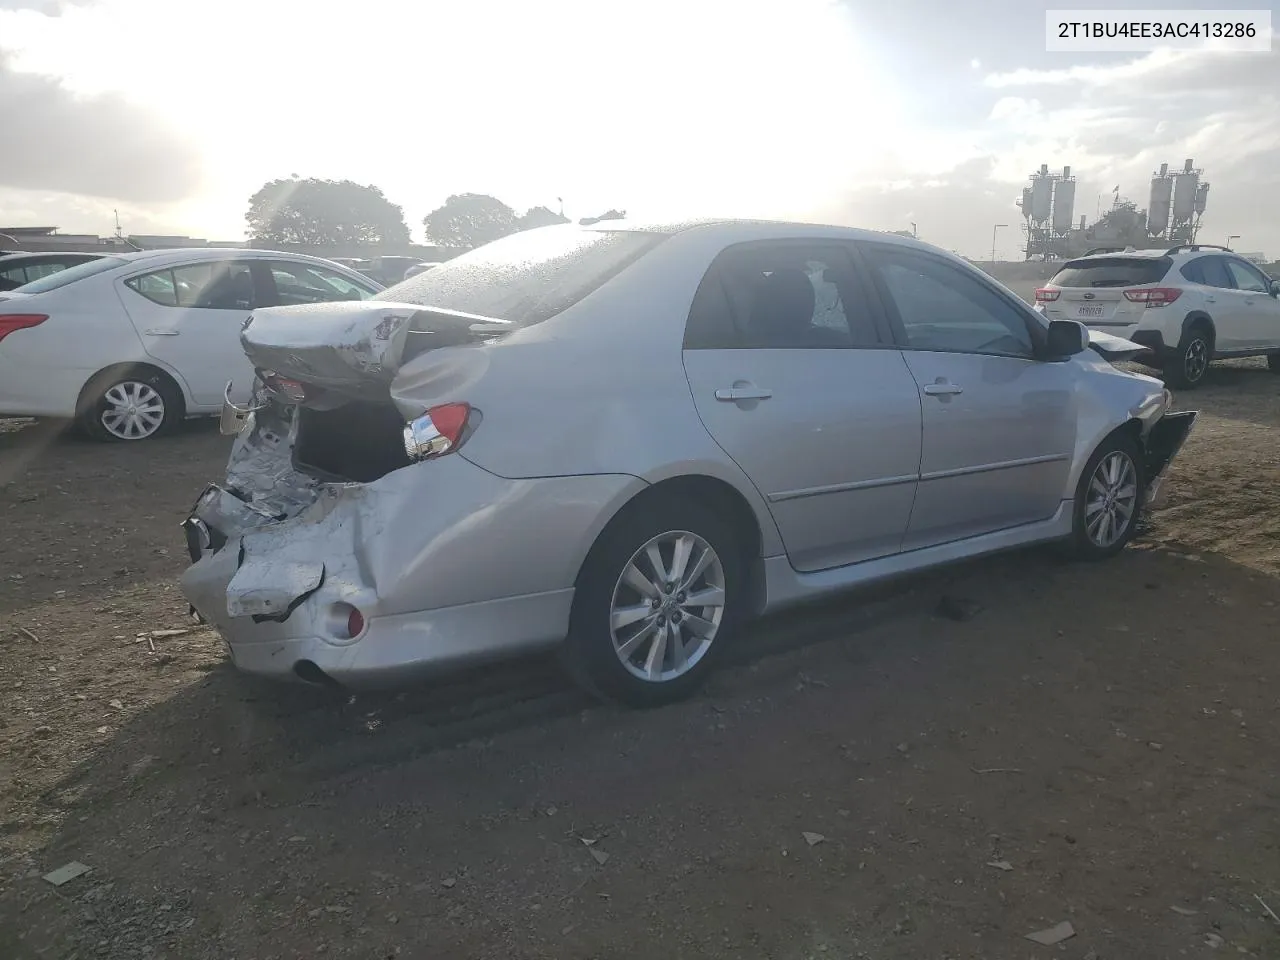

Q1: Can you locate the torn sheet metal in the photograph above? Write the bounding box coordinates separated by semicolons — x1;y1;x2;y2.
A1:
1087;328;1147;362
226;553;325;619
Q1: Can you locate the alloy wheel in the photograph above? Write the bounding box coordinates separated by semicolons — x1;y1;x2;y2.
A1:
1085;450;1139;548
100;381;166;440
1184;338;1208;383
609;530;726;683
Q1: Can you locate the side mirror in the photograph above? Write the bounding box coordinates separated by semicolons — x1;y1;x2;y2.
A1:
1046;319;1088;357
1270;279;1280;298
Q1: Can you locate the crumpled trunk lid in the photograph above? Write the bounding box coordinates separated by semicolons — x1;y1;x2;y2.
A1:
240;301;511;402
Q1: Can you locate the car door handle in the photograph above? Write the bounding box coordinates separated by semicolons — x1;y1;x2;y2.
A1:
144;328;180;336
1204;296;1215;303
715;386;773;402
923;381;963;396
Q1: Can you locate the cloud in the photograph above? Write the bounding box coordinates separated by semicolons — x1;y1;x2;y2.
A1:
0;50;202;203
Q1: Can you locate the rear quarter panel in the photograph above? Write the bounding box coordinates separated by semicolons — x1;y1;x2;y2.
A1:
388;230;786;557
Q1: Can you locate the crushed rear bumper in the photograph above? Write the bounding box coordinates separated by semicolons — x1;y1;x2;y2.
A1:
1143;410;1197;508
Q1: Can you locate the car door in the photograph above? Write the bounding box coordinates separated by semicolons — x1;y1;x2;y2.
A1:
1190;255;1247;351
681;240;923;573
118;259;266;407
1222;258;1280;350
859;242;1077;551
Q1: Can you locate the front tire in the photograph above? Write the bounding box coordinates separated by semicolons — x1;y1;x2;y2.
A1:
79;370;182;442
1067;433;1144;560
1164;323;1212;389
563;497;747;707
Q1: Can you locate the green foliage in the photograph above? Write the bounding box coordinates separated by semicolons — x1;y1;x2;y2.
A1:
245;177;411;246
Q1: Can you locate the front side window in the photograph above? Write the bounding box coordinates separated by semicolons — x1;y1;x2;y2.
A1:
127;261;257;310
685;242;879;349
1225;259;1270;293
866;245;1035;358
269;261;378;306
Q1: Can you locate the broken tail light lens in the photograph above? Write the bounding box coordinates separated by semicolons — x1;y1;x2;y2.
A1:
1034;288;1060;303
260;372;310;403
0;314;49;344
1123;287;1182;307
403;403;471;461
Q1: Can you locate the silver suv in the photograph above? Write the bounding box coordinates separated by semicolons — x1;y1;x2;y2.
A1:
1035;244;1280;388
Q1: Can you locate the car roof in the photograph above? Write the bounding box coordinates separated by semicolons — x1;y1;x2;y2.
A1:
100;247;364;268
582;217;922;247
0;250;103;262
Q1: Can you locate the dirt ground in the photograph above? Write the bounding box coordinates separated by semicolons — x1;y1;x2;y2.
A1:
2;360;1279;960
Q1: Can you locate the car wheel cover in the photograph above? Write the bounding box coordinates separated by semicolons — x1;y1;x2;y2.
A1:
1184;337;1208;382
609;529;726;683
100;381;165;440
1085;450;1138;548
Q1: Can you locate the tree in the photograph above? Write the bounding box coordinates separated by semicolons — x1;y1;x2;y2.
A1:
423;193;518;248
516;205;570;231
579;209;627;225
245;177;411;246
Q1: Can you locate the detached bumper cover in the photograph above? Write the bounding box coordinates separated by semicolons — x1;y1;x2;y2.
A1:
1144;409;1197;508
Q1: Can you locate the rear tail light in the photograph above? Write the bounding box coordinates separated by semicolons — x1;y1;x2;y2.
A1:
403;402;472;461
0;314;49;344
1034;288;1060;303
260;371;310;403
1123;287;1182;307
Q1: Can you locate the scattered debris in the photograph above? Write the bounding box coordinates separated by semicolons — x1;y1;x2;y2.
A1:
127;755;159;779
1204;932;1225;948
579;837;597;847
108;700;123;710
544;806;557;817
935;595;983;622
1256;894;1280;925
971;767;1023;775
18;627;39;642
1170;905;1198;916
802;832;826;847
588;848;610;866
1149;742;1164;751
1024;920;1075;945
150;628;195;639
896;743;910;754
148;636;156;653
43;862;91;887
441;878;456;889
986;860;1014;872
797;673;829;689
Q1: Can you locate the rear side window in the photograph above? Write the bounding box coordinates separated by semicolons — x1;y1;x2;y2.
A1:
381;227;667;329
1183;256;1233;288
685;242;880;349
126;262;258;309
1051;257;1172;288
267;261;378;305
13;256;128;294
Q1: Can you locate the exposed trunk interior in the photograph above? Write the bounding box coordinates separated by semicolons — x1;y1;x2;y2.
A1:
293;401;411;483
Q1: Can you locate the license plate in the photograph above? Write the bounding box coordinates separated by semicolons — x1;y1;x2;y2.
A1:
1075;305;1105;318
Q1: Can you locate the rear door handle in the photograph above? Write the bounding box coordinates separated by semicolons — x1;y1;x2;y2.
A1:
715;386;773;402
923;381;963;396
1205;296;1215;303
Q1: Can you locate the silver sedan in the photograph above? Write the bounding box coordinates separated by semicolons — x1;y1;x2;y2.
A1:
180;220;1197;706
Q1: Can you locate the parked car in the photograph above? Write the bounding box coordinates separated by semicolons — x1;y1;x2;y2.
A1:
0;251;104;292
180;220;1197;706
0;248;383;441
402;261;441;280
1035;243;1280;388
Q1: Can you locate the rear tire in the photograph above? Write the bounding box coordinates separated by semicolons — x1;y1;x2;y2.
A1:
78;368;183;443
1164;323;1213;389
1066;432;1144;561
563;496;747;707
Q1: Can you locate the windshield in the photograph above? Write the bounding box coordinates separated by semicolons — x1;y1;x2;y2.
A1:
1051;257;1172;288
379;227;667;327
14;255;129;294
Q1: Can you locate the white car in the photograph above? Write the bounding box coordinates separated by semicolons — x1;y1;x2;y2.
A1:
0;249;383;441
1035;243;1280;388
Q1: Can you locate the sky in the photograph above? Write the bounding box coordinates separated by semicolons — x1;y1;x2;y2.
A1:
1;0;1277;259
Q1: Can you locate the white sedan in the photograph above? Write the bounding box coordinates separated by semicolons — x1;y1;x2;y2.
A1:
0;248;383;441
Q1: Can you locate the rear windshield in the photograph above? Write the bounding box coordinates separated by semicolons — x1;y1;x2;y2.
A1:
379;227;667;328
15;256;128;294
1051;257;1172;288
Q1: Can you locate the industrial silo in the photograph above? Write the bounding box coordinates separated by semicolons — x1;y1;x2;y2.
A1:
1148;162;1172;237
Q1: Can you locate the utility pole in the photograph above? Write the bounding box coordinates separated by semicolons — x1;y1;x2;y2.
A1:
1227;234;1240;249
991;224;1008;269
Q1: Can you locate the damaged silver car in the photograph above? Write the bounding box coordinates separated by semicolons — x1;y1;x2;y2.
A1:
180;220;1197;706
